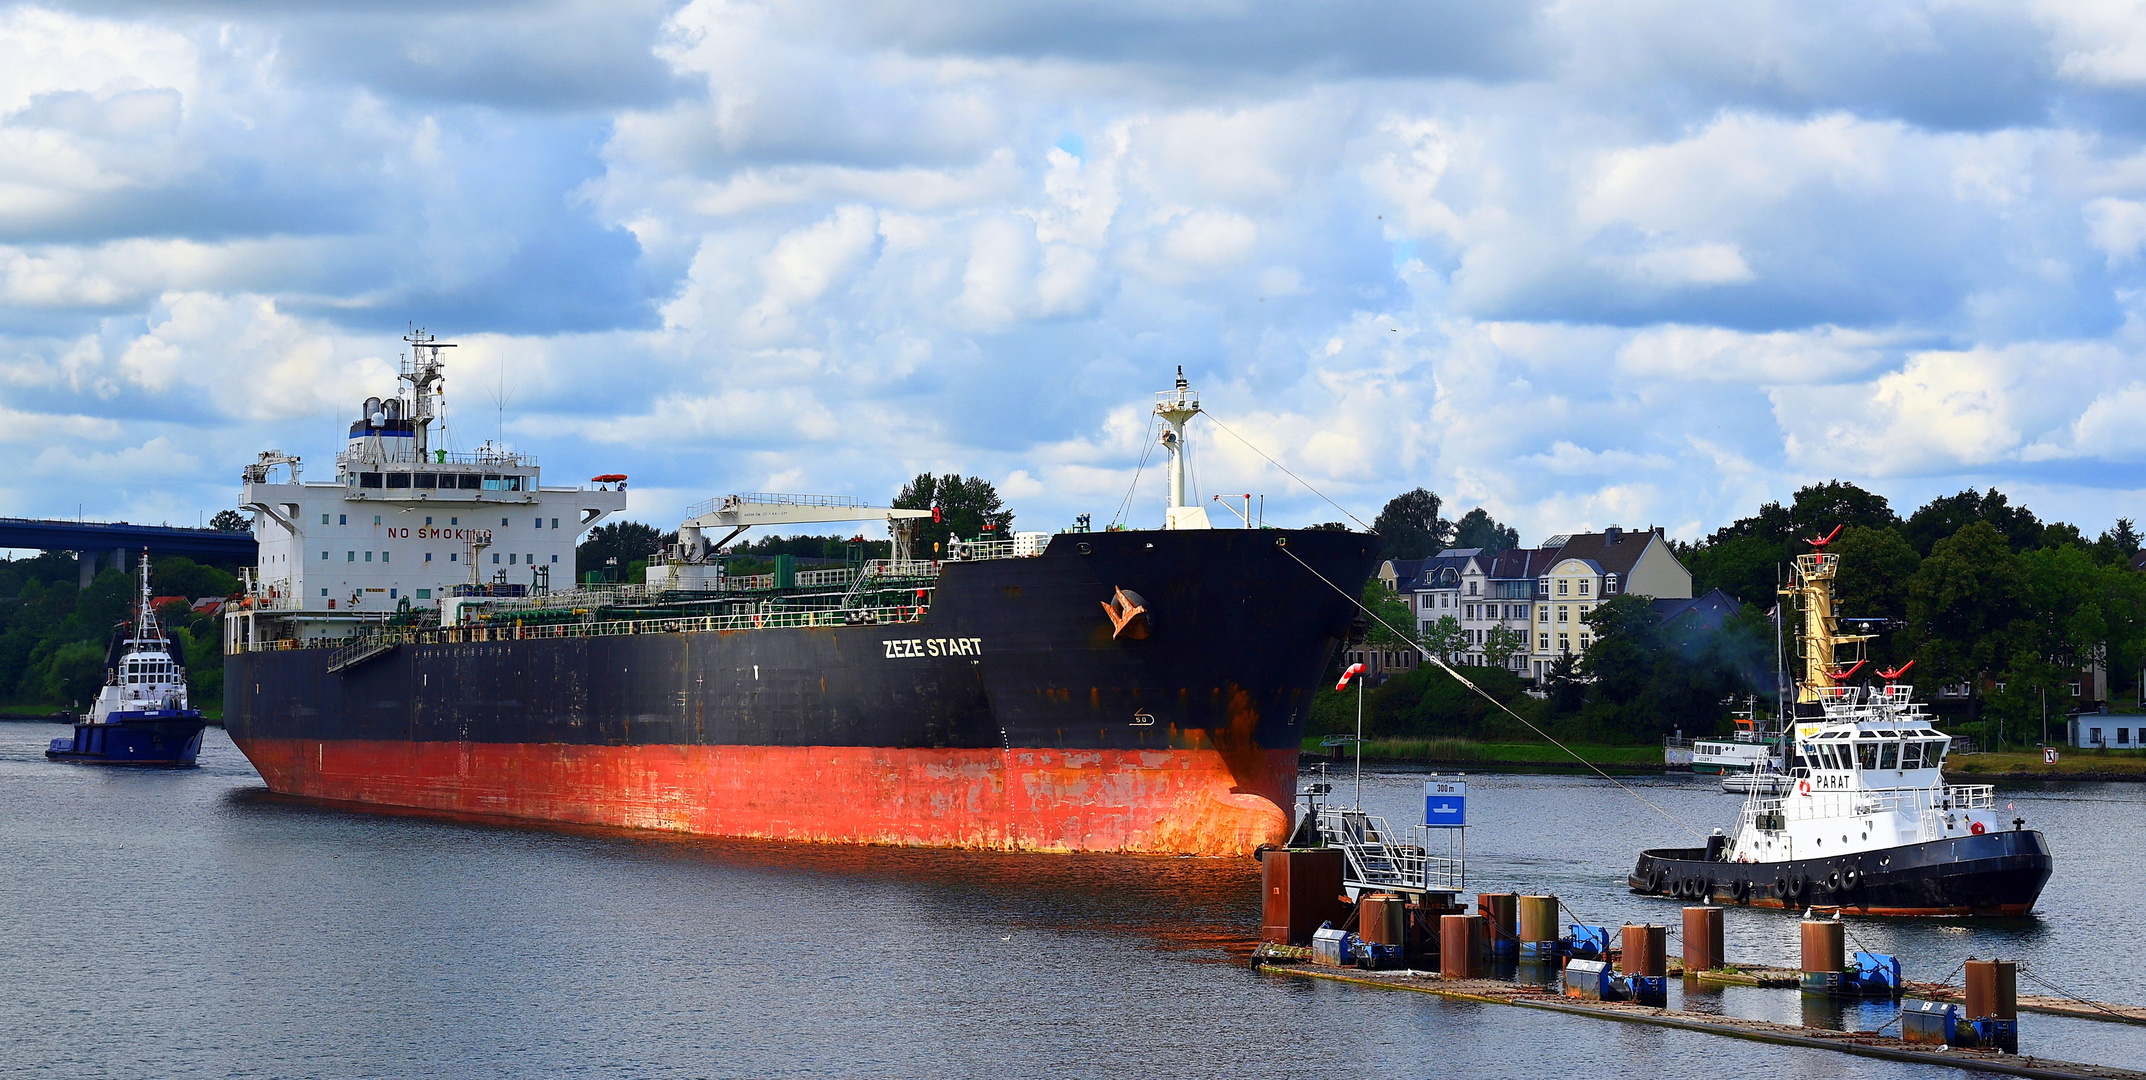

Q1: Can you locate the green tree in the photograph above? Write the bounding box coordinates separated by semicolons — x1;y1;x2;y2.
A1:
1829;525;1920;670
1903;488;2046;555
2096;518;2141;564
1906;521;2030;689
1359;578;1417;646
1482;623;1528;670
151;556;240;600
1686;480;1897;604
210;509;250;533
1687;534;1787;607
577;521;673;580
1417;614;1464;662
30;641;103;711
1451;507;1519;555
894;473;1014;545
1371;488;1452;560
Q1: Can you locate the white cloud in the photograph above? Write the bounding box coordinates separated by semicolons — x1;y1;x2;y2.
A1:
5;0;2146;541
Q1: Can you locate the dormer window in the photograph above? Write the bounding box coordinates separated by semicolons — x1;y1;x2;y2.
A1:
1605;573;1619;594
1468;581;1478;595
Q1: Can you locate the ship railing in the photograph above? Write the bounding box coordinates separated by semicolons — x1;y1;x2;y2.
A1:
792;567;855;588
335;447;536;468
946;538;1017;562
1942;784;1994;809
731;573;775;590
682;492;870;519
231;604;933;652
839;559;944;609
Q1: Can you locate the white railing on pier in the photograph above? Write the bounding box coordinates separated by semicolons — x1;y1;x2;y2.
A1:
1317;806;1464;894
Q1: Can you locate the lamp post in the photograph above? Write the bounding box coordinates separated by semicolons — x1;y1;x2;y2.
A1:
1337;661;1367;807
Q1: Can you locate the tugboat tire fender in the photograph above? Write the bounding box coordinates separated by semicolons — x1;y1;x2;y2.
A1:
1732;878;1751;902
1840;868;1859;890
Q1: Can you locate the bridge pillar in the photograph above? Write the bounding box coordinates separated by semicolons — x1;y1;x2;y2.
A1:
78;550;97;589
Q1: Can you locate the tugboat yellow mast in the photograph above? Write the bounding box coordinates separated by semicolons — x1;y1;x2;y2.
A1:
1780;526;1872;705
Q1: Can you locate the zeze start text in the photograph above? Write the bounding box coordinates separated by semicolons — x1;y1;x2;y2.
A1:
884;637;984;659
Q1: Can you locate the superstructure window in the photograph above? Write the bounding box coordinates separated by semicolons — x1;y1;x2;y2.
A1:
321;551;328;560
1900;742;1923;769
321;513;330;524
504;476;523;491
415;474;438;489
1856;741;1879;770
457;474;481;489
534;518;542;529
347;551;355;562
339;514;347;525
359;473;383;488
365;551;373;562
386;473;411;488
483;475;503;490
1879;741;1899;770
551;518;559;529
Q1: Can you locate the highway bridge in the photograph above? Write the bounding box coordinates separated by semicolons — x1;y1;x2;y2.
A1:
0;518;256;587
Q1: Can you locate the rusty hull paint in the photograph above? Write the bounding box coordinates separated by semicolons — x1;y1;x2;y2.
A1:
234;737;1297;855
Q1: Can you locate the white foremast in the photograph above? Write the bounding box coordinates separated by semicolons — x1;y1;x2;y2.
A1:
1156;367;1210;530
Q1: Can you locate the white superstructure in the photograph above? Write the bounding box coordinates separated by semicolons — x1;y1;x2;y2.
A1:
234;330;625;635
1725;682;2002;864
87;555;191;721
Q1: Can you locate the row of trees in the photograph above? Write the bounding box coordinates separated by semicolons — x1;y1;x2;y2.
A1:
0;553;236;710
1327;480;2146;746
1368;488;1521;559
1679;482;2146;731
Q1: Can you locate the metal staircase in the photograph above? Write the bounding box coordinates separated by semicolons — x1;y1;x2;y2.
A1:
326;634;397;674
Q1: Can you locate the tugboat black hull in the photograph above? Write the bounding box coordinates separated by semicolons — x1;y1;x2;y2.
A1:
1631;830;2051;916
46;712;207;766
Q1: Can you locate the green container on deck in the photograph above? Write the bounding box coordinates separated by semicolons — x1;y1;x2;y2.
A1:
774;554;796;589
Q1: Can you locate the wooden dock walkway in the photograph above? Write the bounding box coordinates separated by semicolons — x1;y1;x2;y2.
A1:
1256;963;2146;1080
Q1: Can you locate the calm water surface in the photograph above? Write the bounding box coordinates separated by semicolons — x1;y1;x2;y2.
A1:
4;724;2140;1078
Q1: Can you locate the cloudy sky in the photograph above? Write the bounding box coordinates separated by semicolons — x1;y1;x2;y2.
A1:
6;0;2146;545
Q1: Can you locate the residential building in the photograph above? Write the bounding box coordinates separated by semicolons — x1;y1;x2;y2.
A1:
1371;525;1696;682
1526;526;1693;681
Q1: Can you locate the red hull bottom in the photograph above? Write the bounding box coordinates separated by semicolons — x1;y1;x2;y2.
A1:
233;737;1297;856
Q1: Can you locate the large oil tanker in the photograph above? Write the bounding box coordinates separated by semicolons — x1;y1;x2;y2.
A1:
223;338;1377;854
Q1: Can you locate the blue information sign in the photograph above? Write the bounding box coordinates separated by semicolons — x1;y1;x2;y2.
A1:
1425;780;1467;828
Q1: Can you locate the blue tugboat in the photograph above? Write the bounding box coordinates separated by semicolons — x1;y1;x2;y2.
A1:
47;554;207;766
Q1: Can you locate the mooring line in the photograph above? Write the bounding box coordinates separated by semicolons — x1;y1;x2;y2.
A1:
1202;411;1374;532
1278;542;1706;842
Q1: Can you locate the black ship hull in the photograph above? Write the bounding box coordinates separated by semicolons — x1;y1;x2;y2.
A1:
225;528;1379;854
1631;830;2052;916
